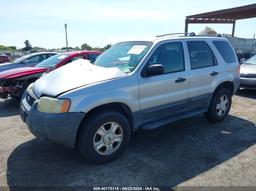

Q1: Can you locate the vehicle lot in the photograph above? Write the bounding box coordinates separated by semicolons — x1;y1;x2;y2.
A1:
0;90;256;188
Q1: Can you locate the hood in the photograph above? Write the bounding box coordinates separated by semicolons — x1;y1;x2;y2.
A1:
33;59;127;97
240;64;256;75
0;67;46;79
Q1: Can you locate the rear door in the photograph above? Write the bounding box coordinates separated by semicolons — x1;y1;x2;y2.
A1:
185;40;219;110
139;41;189;124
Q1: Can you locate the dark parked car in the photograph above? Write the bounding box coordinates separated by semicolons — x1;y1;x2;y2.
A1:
0;52;56;72
240;55;256;89
0;55;10;64
0;51;101;99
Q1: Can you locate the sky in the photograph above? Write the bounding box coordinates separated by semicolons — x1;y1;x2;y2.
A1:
0;0;255;49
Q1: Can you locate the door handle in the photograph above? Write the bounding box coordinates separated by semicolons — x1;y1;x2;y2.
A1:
210;71;219;76
175;77;186;83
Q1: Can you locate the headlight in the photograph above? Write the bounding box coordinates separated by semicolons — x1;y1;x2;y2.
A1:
38;97;71;113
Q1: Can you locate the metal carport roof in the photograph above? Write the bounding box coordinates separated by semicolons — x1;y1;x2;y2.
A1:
185;4;256;36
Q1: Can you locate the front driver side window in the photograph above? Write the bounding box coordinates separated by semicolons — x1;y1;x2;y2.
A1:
87;54;99;63
71;55;84;62
25;55;42;63
66;55;85;64
147;42;185;74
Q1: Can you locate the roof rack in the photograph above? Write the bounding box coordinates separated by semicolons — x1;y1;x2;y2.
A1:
155;32;196;38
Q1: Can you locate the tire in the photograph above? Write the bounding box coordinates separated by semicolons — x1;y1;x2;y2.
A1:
205;88;232;123
77;110;131;164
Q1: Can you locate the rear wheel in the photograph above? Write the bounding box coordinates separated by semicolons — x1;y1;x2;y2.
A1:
78;110;131;164
205;88;232;123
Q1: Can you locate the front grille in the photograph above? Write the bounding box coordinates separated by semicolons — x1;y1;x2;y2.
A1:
25;92;36;106
240;73;256;78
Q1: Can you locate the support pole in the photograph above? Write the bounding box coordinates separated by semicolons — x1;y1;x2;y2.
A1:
64;24;68;48
232;20;236;37
185;19;188;35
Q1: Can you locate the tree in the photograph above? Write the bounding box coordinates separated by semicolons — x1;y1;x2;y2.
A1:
100;44;112;52
31;46;46;53
61;47;73;50
81;43;92;50
8;46;17;50
22;40;32;51
0;45;16;51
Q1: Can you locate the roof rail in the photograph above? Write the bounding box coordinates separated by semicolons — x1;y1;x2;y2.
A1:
155;32;196;38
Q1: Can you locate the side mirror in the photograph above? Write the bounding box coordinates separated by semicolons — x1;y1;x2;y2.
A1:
145;64;164;77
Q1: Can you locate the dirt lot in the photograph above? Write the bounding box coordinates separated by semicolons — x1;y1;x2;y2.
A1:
0;90;256;189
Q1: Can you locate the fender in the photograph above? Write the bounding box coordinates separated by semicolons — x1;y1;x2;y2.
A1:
69;89;139;114
59;79;142;129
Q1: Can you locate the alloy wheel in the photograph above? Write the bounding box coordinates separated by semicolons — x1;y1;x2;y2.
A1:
216;95;229;116
93;122;123;155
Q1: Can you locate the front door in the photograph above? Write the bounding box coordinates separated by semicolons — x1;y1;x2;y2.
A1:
139;41;189;124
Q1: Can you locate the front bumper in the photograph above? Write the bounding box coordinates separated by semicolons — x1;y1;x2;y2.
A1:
20;92;85;148
240;77;256;89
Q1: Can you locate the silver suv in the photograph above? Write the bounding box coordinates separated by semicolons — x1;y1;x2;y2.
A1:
20;35;240;163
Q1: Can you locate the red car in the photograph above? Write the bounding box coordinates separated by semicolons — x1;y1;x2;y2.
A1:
0;55;10;64
0;51;101;99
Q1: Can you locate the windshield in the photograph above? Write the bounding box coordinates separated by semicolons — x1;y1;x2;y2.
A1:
36;54;69;68
13;55;30;63
245;55;256;65
95;41;153;73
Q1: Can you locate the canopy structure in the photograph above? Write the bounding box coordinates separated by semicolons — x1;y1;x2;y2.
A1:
185;4;256;36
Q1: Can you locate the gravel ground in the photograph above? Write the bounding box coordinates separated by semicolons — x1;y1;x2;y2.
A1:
0;89;255;190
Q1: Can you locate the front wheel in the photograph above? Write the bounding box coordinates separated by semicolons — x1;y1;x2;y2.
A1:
78;111;131;164
205;88;232;123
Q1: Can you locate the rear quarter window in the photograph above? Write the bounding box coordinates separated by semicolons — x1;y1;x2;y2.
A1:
213;41;236;63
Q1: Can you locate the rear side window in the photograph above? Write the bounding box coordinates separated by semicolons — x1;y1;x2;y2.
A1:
187;41;215;69
213;41;236;63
